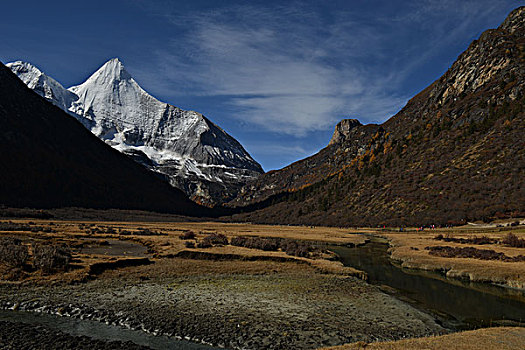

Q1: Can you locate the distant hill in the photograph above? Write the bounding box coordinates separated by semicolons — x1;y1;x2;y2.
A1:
229;6;525;227
0;62;209;216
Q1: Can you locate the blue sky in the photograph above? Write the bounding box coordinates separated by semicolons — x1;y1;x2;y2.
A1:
0;0;519;170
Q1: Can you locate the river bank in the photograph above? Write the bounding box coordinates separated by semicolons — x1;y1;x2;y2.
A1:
331;241;525;330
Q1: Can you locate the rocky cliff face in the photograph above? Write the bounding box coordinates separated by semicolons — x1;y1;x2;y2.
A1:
7;59;263;205
229;6;525;226
328;119;363;145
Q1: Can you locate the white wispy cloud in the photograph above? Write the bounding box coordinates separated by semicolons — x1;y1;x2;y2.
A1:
247;143;309;157
133;3;410;135
132;0;513;137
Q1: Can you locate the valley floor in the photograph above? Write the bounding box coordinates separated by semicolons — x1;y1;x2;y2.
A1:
0;218;524;349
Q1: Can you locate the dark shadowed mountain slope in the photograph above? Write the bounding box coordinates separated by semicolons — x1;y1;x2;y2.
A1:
229;6;525;227
0;62;210;216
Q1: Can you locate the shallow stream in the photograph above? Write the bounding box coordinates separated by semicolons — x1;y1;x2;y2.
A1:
331;238;525;329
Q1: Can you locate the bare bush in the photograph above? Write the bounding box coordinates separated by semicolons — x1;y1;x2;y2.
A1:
502;233;525;248
281;240;311;257
434;234;496;245
134;228;165;236
32;244;72;273
85;226;116;235
230;236;279;251
206;233;228;246
118;227;165;236
179;231;196;240
196;237;213;248
230;236;317;257
0;237;29;267
250;237;279;251
230;236;248;247
0;221;44;232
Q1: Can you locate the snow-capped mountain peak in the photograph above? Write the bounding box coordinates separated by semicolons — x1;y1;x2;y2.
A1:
8;58;263;204
72;58;132;88
68;58;159;135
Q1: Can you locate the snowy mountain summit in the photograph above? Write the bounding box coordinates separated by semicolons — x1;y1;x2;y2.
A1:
8;59;263;204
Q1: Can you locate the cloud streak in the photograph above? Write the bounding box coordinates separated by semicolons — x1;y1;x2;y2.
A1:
129;0;515;168
137;3;413;135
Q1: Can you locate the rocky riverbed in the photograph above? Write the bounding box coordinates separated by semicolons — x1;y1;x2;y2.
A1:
0;259;445;350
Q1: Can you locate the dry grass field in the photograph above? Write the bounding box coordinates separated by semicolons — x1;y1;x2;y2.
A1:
320;326;525;350
2;218;525;288
0;219;368;283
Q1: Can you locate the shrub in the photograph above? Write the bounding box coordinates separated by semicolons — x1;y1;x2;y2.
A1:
433;234;495;245
179;231;196;240
0;237;29;268
471;235;495;245
32;244;71;273
256;238;280;251
230;236;248;247
0;221;43;232
246;237;279;251
118;228;165;236
85;225;119;235
502;233;525;248
230;236;318;257
426;245;525;262
196;238;213;248
230;236;279;251
134;228;164;236
206;233;228;246
281;240;311;257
